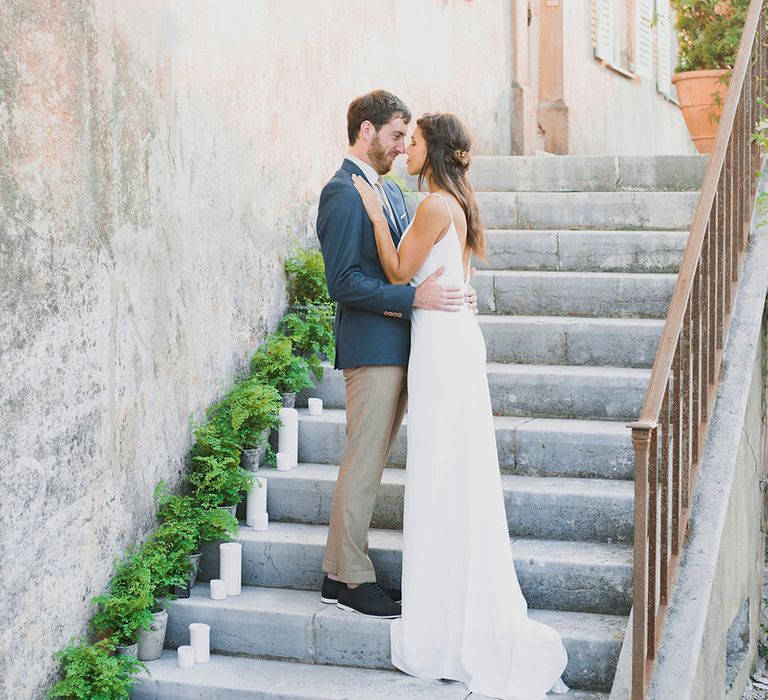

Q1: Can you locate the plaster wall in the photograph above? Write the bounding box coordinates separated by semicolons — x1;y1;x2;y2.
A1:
0;1;513;697
694;333;767;699
560;3;696;156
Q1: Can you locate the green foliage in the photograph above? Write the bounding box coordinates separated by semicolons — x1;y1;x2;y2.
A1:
48;638;146;700
250;333;314;395
284;248;332;305
671;0;751;71
384;171;411;193
90;554;154;646
279;305;335;379
138;529;193;602
189;452;254;509
154;481;239;550
206;378;282;449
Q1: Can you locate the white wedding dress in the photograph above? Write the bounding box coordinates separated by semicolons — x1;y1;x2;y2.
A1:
390;193;569;700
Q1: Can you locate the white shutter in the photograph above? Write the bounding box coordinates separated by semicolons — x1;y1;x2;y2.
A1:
635;0;654;78
656;0;673;95
595;0;615;62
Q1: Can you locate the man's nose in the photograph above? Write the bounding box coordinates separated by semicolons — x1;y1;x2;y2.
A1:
395;140;405;154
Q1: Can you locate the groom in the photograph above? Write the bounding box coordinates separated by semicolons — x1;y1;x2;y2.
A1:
316;89;473;618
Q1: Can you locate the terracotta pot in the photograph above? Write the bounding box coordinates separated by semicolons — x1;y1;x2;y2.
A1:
672;69;730;154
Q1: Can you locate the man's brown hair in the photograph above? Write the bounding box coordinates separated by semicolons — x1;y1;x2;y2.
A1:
346;90;411;146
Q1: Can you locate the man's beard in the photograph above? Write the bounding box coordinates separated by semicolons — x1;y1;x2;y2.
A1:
367;134;393;175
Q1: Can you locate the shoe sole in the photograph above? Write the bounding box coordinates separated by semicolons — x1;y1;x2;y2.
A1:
320;596;338;604
336;602;402;619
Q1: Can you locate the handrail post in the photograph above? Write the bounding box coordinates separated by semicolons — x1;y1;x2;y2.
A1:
631;425;652;699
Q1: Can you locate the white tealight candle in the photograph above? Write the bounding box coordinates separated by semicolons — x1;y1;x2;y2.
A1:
189;623;210;664
276;451;291;471
307;398;323;416
246;477;269;531
177;645;195;668
219;542;242;596
278;407;299;468
209;579;227;600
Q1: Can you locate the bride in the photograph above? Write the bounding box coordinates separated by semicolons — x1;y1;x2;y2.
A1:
351;112;569;700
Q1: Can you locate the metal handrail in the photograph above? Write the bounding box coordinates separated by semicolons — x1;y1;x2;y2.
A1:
628;1;767;696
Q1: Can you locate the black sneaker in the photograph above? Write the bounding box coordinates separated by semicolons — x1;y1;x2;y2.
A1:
336;582;402;618
320;575;345;604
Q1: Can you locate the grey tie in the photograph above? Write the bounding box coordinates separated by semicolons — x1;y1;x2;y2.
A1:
375;177;395;222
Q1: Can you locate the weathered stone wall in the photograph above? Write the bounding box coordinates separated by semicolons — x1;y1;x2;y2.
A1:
0;1;514;696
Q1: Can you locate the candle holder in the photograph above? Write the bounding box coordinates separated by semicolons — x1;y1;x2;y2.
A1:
308;397;323;416
246;477;268;530
219;542;242;596
177;645;195;668
278;407;299;468
209;579;227;600
189;623;210;664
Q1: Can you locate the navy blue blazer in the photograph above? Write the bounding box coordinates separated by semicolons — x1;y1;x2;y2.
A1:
317;158;415;369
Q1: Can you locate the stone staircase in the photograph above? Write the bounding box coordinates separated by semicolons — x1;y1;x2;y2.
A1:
132;154;706;699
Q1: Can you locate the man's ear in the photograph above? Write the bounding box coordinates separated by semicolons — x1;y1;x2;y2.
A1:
359;120;374;142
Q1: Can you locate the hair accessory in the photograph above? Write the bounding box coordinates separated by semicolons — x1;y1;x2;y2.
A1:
453;149;470;167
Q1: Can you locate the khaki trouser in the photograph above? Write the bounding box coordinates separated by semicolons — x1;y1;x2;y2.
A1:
321;365;408;584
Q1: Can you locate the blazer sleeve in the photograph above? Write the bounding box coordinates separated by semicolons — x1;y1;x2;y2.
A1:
317;180;416;319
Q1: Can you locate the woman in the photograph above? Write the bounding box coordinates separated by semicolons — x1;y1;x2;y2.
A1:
351;113;569;700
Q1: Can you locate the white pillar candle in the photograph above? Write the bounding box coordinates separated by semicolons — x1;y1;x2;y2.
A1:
219;542;242;596
276;452;291;471
177;645;195;668
307;398;323;416
246;477;269;531
278;407;299;468
189;623;210;664
209;579;227;600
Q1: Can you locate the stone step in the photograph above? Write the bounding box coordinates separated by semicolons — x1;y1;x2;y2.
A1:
478;315;663;367
479;229;686;273
160;586;626;692
197;523;633;615
396;154;707;193
134;653;613;699
475;191;698;230
297;410;634;480
301;364;650;421
263;464;633;543
473;270;676;318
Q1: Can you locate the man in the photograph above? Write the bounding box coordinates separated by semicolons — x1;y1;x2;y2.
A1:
316;89;473;618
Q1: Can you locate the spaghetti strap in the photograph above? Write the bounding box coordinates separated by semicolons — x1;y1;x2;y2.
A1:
428;192;470;283
428;192;454;225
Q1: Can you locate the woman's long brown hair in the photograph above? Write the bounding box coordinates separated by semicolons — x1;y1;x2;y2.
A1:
416;113;485;258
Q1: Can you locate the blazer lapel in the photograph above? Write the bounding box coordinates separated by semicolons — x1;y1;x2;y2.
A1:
342;159;401;245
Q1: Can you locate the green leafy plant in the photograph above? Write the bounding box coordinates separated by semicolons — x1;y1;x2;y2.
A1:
250;332;314;395
206;378;282;450
90;554;154;646
48;638;146;699
188;452;254;509
284;248;332;306
671;0;750;72
154;482;238;551
138;530;193;603
384;171;411;193
279;305;335;379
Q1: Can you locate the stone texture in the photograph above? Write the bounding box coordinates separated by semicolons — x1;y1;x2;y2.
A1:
473;270;677;318
476;191;698;230
133;652;614;699
263;464;634;542
296;410;635;479
198;524;633;615
158;584;626;691
480;230;686;273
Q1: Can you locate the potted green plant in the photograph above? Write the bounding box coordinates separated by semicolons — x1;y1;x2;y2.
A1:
670;0;750;153
133;535;191;661
279;304;335;381
284;248;332;308
48;638;146;699
250;332;314;407
154;482;239;596
189;452;255;513
206;378;282;470
90;553;154;657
